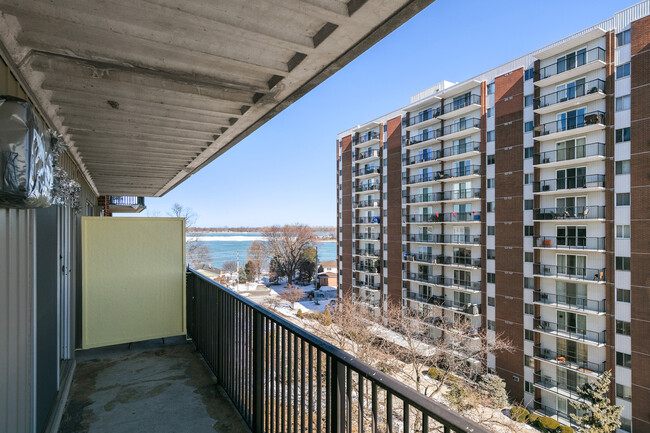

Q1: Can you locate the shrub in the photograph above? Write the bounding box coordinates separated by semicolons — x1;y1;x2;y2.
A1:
537;416;561;431
526;413;539;425
509;406;529;423
322;308;332;326
428;367;439;379
479;373;509;408
555;426;574;433
296;309;303;318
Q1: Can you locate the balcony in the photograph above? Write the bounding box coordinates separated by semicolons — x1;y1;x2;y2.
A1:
534;47;606;87
353;199;380;209
534;111;605;141
185;272;490;433
404;253;481;269
532;291;606;314
355;148;380;162
534;371;588;402
440;118;481;141
108;195;146;213
439;141;481;161
533;174;605;194
404;291;444;306
354;181;380;193
354;131;380;147
403;272;481;293
533;400;583;430
353;279;381;291
534;79;606;114
354;232;380;241
533;142;606;168
354;263;380;274
403;166;481;186
404;292;481;315
354;248;381;258
533;318;606;345
534;236;606;252
355;216;381;224
439;94;482;120
403;106;442;129
403;149;441;167
533;205;606;221
353;165;381;179
533;345;607;377
402;128;444;148
533;263;606;283
405;233;482;246
403;211;482;224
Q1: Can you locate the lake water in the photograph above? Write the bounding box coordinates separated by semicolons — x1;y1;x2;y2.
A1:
190;232;337;270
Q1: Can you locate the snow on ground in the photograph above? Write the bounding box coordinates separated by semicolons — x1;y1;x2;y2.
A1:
262;278;336;315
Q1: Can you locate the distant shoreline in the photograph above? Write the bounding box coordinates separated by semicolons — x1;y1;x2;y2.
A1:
188;227;335;234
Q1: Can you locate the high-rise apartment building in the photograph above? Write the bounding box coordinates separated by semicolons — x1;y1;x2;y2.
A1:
336;3;650;431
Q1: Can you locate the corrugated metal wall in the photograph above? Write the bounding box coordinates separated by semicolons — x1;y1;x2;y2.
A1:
1;55;37;433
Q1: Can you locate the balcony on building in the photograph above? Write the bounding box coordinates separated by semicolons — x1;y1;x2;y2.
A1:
353;198;380;209
532;400;583;430
354;232;381;241
354;215;381;225
355;147;381;162
534;111;605;142
404;253;481;269
403;149;441;168
353;248;381;258
353;279;381;291
533;263;606;284
440;118;481;141
532;318;606;346
405;233;482;247
353;165;381;180
403;272;481;293
353;129;380;148
402;127;444;149
533;345;607;377
532;290;606;315
404;167;481;186
534;45;606;87
354;180;381;194
404;291;481;316
533;174;605;195
533;142;606;168
533;205;606;221
534;79;606;115
403;211;482;224
438;94;482;120
533;370;590;403
107;195;146;213
534;235;606;252
354;263;380;274
438;140;481;162
403;105;442;130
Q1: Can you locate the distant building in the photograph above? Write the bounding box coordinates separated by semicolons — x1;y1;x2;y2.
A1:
318;260;337;273
318;272;338;287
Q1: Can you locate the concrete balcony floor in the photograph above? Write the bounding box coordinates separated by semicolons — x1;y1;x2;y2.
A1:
59;337;248;433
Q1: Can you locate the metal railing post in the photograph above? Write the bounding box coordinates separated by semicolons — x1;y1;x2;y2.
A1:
329;357;345;433
253;310;264;433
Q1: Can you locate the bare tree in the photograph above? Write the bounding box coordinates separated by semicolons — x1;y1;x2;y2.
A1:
169;203;211;269
222;260;237;274
279;285;304;309
263;224;316;285
167;203;197;227
247;240;268;280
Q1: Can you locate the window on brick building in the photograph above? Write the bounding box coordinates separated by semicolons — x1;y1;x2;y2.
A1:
616;29;631;46
487;273;496;283
615;160;630;174
616;95;631;111
616;352;631;368
487;154;495;164
615;127;630;143
524;121;534;133
487;82;495;94
616;257;631;271
524;68;534;81
616;320;631;336
524;147;534;158
616;62;631;79
617;288;631;303
616;193;630;206
524;94;533;107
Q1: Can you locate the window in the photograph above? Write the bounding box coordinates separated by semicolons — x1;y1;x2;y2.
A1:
524;173;533;185
524;381;534;393
524;329;534;341
616;352;632;368
488;297;495;306
617;288;631;303
524;147;533;158
524;68;534;81
487;249;495;259
487;273;496;283
524;303;534;315
524;200;533;210
616;256;631;271
616;62;631;79
487;107;494;118
616;29;631;46
524;94;533;107
487;202;494;212
616;127;631;143
616;320;631;336
616;225;630;239
616;95;631;111
524;121;534;132
524;277;534;289
620;417;632;433
488;226;495;235
525;225;534;236
487;154;495;165
487;130;495;142
524;355;534;368
487;82;495;95
487;178;495;188
383;175;387;183
488;320;495;331
525;252;533;263
616;383;632;401
616;160;630;174
616;193;630;206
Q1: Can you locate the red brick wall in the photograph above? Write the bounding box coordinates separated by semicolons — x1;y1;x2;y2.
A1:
630;15;650;433
493;68;525;401
340;135;353;298
386;116;403;306
98;195;112;216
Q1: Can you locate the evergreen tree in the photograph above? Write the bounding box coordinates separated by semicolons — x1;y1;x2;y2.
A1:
570;370;622;432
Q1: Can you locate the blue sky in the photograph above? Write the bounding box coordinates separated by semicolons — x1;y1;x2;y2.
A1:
134;0;634;227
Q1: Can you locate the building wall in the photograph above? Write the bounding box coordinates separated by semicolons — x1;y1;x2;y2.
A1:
386;116;403;306
339;135;353;298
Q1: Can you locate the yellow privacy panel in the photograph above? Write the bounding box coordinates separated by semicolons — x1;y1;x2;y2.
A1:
82;217;186;349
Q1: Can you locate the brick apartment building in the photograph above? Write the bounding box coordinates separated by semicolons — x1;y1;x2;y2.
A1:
336;3;650;431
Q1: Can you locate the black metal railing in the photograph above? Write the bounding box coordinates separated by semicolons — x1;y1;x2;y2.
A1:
186;270;490;433
441;118;481;136
403;150;440;166
354;131;380;145
404;253;480;269
441;94;481;116
355;149;380;161
403;272;481;292
440;141;481;159
535;47;606;81
534;79;606;110
532;318;606;344
534;371;587;402
533;400;583;429
533;345;606;375
533;205;605;221
355;216;380;224
354;232;380;241
403;107;442;128
354;182;380;193
402;128;444;147
353;280;381;291
354;200;380;209
533;142;606;165
353;166;381;176
533;174;605;193
532;291;606;313
355;248;380;257
354;264;380;274
535;111;605;137
534;236;606;251
403;211;482;223
404;233;482;246
404;166;481;185
533;263;606;282
109;196;144;206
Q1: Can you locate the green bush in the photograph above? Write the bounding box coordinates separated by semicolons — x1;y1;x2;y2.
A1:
555;426;574;433
527;413;539;425
509;406;529;423
296;309;303;318
428;367;439;379
322;308;332;326
536;416;561;431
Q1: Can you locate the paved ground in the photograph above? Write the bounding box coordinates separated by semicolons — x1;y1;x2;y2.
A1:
58;337;249;433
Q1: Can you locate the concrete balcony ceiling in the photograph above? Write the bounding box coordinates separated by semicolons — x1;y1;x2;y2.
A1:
0;0;433;196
